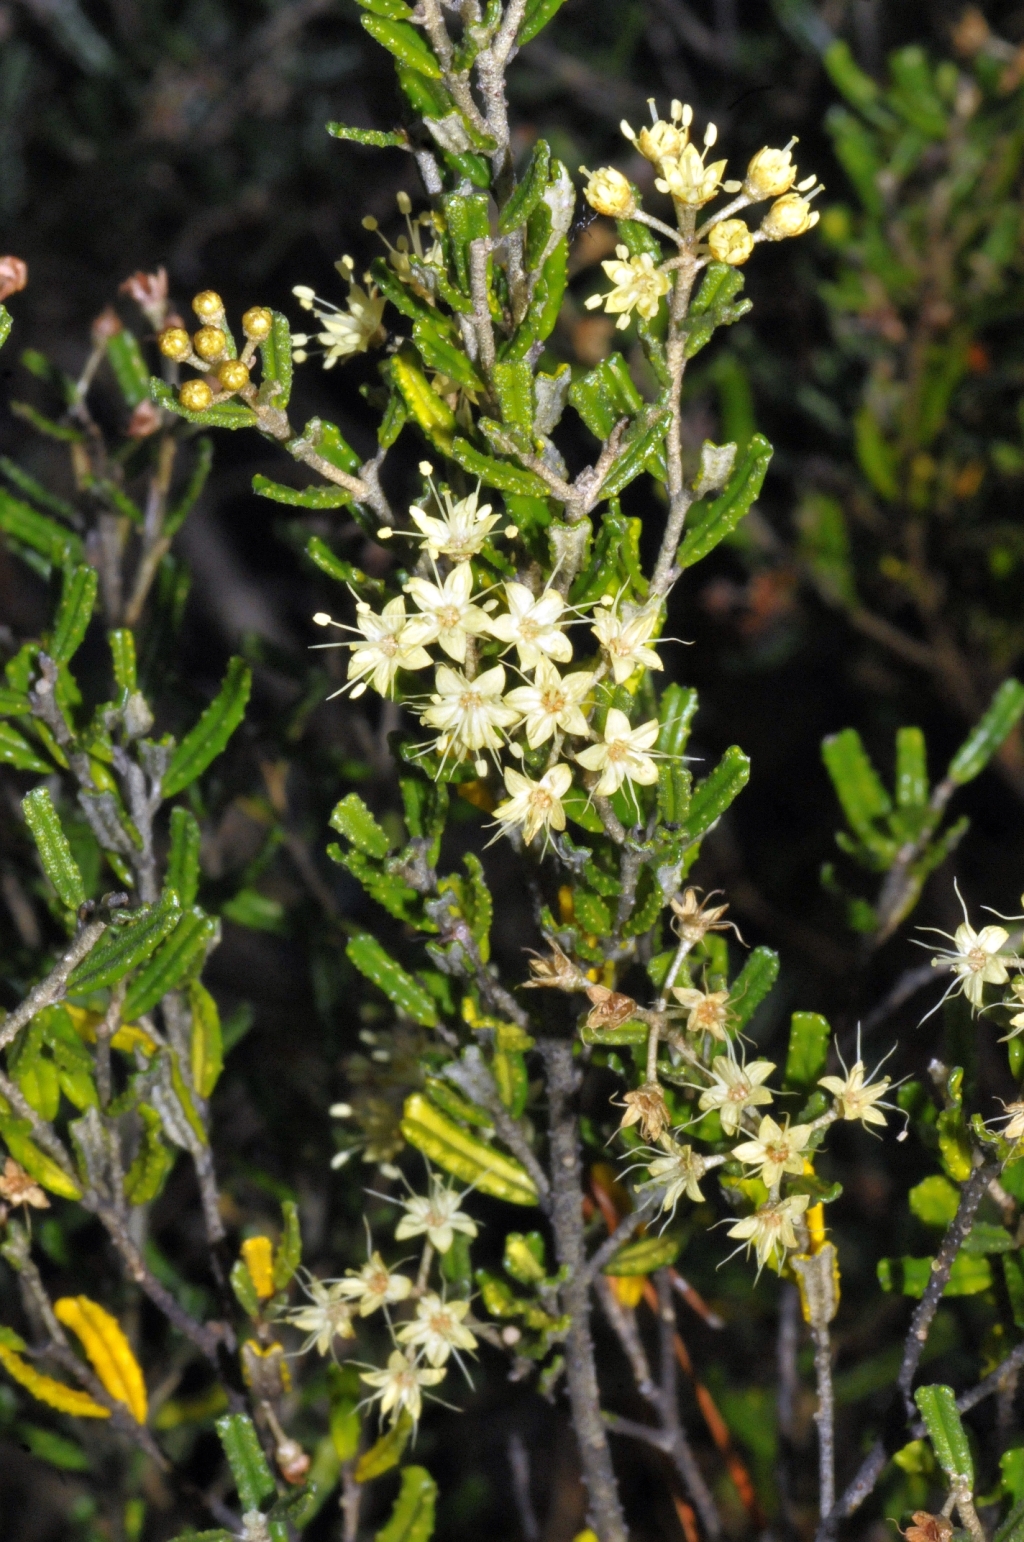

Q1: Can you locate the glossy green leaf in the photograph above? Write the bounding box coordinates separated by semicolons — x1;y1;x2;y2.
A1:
517;0;568;43
330;793;391;859
948;679;1024;786
822;727;892;846
253;474;351;509
401;1092;539;1205
784;1011;831;1089
230;1257;261;1319
684;746;750;840
0;307;10;350
729;947;780;1030
569;354;643;440
601;409;670;500
376;1465;437;1542
68;890;182;994
914;1383;973;1484
123;1105;175;1204
498;139;551;235
257;311;291;408
895;726;928;808
493;360;535;431
215;1414;276;1510
162;657;251;798
167;807;201;910
328;122;409;148
22;787;85;910
150;377;258;430
0;724;52;774
449;437;549;497
676;434;772;570
329;845;424;926
105;329;150;409
878;1252;991;1298
361;14;442;76
909;1174;959;1228
346;934;437;1026
413;317;485;391
108;629;136;696
0;1115;81;1197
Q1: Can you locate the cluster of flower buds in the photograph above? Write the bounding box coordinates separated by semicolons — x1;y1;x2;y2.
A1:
157;291;273;412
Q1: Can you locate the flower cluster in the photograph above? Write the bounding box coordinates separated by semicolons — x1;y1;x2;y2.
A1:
160;291;275;412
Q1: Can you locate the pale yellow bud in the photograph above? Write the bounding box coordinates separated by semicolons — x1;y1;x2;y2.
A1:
580;166;635;218
241;306;273;340
193;326;226;361
745;144;799;201
158;327;191;361
179;378;213;411
707;218;754;266
192;290;224;321
760;193;819;241
217;359;250;392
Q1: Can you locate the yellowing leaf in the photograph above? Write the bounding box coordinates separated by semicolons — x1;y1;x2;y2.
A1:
240;1237;275;1300
0;1343;110;1418
64;1005;156;1057
54;1297;147;1424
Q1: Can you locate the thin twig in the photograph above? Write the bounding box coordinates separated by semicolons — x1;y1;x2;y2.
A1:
0;920;107;1052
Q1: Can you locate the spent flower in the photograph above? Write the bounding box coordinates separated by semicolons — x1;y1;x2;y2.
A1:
671;984;731;1041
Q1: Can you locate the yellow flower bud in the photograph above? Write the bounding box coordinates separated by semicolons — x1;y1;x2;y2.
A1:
217;358;251;392
192;289;224;320
241;306;273;340
759;193;819;241
744;144;798;201
580;166;635;218
157;327;191;361
179;378;214;411
707;218;754;266
193;325;226;361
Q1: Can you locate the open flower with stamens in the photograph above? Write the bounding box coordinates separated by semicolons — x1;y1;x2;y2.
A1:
584;246;672;330
336;1252;412;1316
621;97;691;165
641;1141;709;1213
731;1115;811;1187
504;659;595;749
279;1270;355;1356
394;1177;478;1255
493;764;573;847
403;564;491;664
360;1349;446;1428
420;664;519;760
727;1194;809;1273
591;602;663;684
655;125;728;206
314;599;432;700
397;1295;477;1367
488;583;572;671
819;1060;892;1129
1001;979;1024;1041
575;708;659;798
671;984;731;1041
921;889;1015;1011
698;1055;775;1137
292;259;385;367
409;481;500;563
992;1100;1024;1147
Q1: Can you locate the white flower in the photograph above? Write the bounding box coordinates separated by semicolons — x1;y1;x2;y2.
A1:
579;165;636;218
360;1349;446;1427
590;603;663;684
993;1100;1024;1145
314;598;432;701
575;708;659;798
336;1252;413;1316
394;1178;478;1255
620;98;690;165
292;262;385;368
503;659;595;749
279;1271;355;1356
396;1294;477;1367
698;1056;775;1137
671;984;731;1041
726;1193;809;1272
731;1115;811;1188
584;245;672;330
818;1061;891;1129
924;893;1013;1011
488;583;572;671
744;142;799;201
493;764;573;846
420;663;519;758
642;1142;708;1212
403;564;491;664
409;485;500;562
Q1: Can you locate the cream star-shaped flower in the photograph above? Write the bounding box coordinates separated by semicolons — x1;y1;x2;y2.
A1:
403;563;491;663
314;598;432;700
818;1060;891;1129
360;1349;446;1428
488;583;573;671
671;984;731;1041
590;602;663;685
279;1270;355;1356
575;708;659;798
420;663;519;758
292;264;385;368
643;1142;708;1212
493;763;573;846
396;1294;477;1367
698;1056;775;1137
583;246;672;330
408;485;500;563
336;1251;413;1316
503;658;595;749
929;919;1011;1009
727;1193;809;1272
731;1115;811;1188
393;1177;478;1255
655;141;728;206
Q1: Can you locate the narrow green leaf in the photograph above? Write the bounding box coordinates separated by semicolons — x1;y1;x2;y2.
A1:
162;657;251;799
729;946;780;1030
896;726;928;808
346;934;438;1026
0;306;10;350
493;360;536;431
498;139;552;235
784;1011;831;1089
328;122;410;148
602;1234;680;1275
189;980;223;1099
822;727;892;838
274;1200;302;1291
914;1384;974;1485
215;1414;276;1510
361;13;441;76
569;353;643;440
257;311;292;409
676;434;773;570
0;488;83;566
123;1105;174;1204
413;316;485;391
230;1257;261;1319
167;807;201;910
68;891;182;994
253;474;351;509
149;378;258;430
121;909;218;1020
517;0;569;45
330;794;391;859
105;329;150;409
600;409;670;500
0;724;52;774
108;629;137;696
449;436;549;497
50;565;97;665
948;679;1024;785
22;787;85;910
355;1411;413;1482
908;1174;959;1228
376;1466;437;1542
684;746;750;840
165;437;213;538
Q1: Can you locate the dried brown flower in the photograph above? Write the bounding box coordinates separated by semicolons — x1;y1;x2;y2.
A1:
126;400;161;438
91;306;123;343
522;939;585;992
0;257;27;302
585;983;637;1030
0;1158;49;1210
119;267;169;329
618;1081;671;1143
903;1514;953;1542
670;887;743;947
